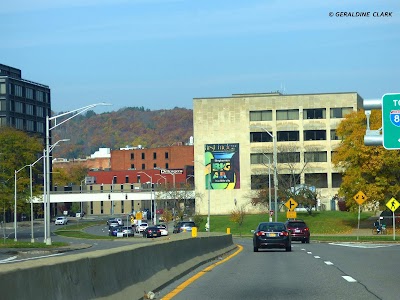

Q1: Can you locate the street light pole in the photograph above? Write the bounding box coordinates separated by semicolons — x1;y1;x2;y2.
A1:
253;126;278;222
262;154;272;222
44;102;111;245
139;172;155;224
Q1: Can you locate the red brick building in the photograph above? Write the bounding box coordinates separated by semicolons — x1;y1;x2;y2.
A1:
111;145;193;171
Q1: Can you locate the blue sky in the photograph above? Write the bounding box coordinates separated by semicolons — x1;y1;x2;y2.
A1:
1;0;399;113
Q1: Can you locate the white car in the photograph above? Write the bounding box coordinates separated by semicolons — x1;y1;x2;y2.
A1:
55;216;68;225
136;222;148;233
157;225;169;236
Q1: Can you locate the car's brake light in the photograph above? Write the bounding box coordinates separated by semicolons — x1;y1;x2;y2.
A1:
280;231;289;236
256;231;265;236
304;228;309;231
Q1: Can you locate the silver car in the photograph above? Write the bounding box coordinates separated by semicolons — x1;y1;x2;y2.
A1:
55;216;68;225
121;226;134;237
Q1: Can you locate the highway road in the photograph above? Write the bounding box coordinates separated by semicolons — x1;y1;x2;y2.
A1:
158;238;400;300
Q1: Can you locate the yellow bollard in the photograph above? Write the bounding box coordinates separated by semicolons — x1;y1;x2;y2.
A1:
191;227;198;238
227;228;231;234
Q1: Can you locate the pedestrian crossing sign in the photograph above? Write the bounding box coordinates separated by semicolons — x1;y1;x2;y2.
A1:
386;197;400;212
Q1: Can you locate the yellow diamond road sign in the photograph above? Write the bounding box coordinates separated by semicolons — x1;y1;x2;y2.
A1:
386;197;400;212
353;191;367;205
284;198;298;211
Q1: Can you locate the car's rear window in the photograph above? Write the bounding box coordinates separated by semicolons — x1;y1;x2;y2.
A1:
259;224;286;232
287;222;307;228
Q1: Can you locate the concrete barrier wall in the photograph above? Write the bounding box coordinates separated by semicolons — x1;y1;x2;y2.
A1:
0;233;235;300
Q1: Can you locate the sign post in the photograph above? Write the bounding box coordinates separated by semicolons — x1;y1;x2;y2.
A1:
353;191;367;241
386;197;399;240
382;93;400;149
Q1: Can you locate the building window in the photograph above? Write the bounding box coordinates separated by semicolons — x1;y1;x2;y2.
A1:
101;185;104;192
113;176;117;184
15;85;23;97
276;109;299;120
130;164;135;169
26;104;34;115
251;175;274;189
26;120;34;131
15;101;23;113
100;201;103;214
304;130;326;141
90;202;93;214
250;132;273;143
0;100;6;111
137;175;141;183
153;163;157;168
90;186;93;191
250;110;272;121
0;83;5;94
121;201;124;213
165;152;169;159
0;117;7;126
36;106;44;117
15;118;24;129
141;153;145;159
332;173;342;188
36;121;44;133
36;90;43;102
165;163;169;169
153;152;157;159
305;151;327;162
250;153;272;164
131;153;134;159
45;92;49;103
330;107;353;118
142;163;145;169
277;131;299;141
278;152;300;163
330;129;340;140
26;88;34;99
305;173;328;188
279;174;300;189
303;108;326;119
125;176;129;183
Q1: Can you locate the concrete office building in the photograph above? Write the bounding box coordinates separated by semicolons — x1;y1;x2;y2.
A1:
193;92;363;215
0;64;51;138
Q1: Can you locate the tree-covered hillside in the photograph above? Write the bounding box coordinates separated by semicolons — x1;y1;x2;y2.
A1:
51;107;193;159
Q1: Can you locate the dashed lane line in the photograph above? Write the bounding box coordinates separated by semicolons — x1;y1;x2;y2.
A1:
0;253;63;264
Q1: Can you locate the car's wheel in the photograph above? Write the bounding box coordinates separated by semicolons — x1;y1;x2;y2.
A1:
286;245;292;252
253;246;258;252
305;238;310;244
301;240;305;243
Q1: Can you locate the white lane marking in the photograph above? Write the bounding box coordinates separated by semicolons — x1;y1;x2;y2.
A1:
314;256;320;259
324;261;334;265
301;249;306;251
342;276;357;282
329;243;397;249
0;256;17;263
0;253;63;264
307;251;312;254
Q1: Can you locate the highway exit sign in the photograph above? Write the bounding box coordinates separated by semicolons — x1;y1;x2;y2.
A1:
382;93;400;149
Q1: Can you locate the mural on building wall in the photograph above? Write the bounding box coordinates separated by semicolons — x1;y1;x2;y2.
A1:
204;143;240;190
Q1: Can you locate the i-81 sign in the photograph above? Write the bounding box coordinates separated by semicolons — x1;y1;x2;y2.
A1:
382;93;400;150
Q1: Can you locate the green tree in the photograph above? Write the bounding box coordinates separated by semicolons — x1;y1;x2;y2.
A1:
332;109;400;211
230;204;247;237
0;127;43;220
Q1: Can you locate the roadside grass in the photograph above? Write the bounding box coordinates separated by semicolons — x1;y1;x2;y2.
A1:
197;210;376;236
54;220;114;240
0;240;67;248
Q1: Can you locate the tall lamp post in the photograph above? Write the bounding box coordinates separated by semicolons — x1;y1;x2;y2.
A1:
262;154;272;222
14;164;30;241
44;102;111;245
253;126;278;222
138;172;155;224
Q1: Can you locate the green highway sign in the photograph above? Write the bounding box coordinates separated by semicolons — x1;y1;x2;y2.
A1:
382;93;400;150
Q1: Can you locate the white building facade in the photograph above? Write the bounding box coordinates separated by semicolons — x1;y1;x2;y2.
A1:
193;92;363;215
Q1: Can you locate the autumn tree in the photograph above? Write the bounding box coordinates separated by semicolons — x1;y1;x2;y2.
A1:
0;127;43;221
230;204;247;237
332;109;400;211
52;164;89;187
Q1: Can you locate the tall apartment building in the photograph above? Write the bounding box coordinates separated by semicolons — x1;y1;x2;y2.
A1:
193;92;363;215
0;64;51;138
